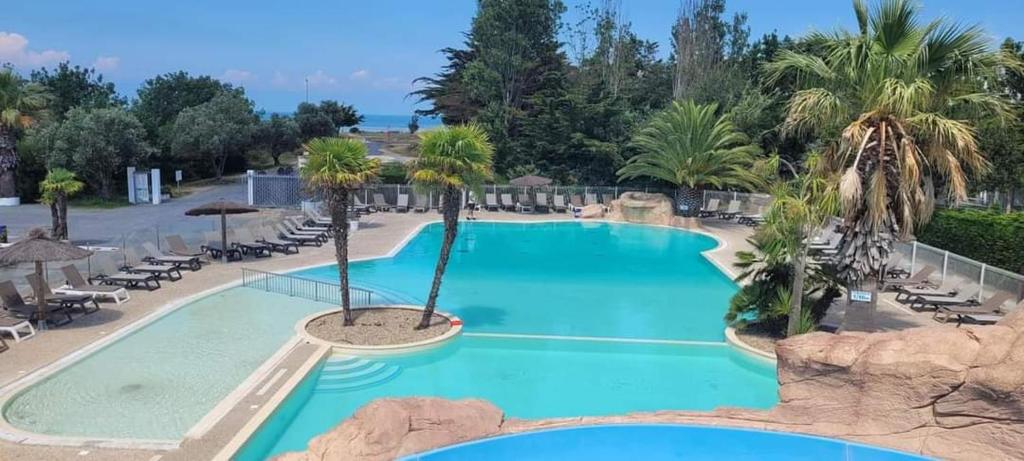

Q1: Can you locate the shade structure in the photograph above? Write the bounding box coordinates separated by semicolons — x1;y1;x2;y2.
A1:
185;200;259;263
0;228;93;325
509;175;552;187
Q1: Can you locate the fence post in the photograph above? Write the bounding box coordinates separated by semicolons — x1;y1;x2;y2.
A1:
910;241;918;273
979;264;987;300
942;250;949;281
247;170;255;206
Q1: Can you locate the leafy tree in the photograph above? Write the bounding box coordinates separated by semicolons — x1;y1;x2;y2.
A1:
170;92;257;180
670;0;750;108
379;161;408;184
0;68;49;202
408;125;493;329
30;62;124;119
412;46;480;124
765;0;1013;289
617;100;761;216
295;102;337;140
47;107;153;198
133;71;235;150
319;100;363;130
254;114;300;166
39;168;84;240
978;38;1024;213
301;138;380;326
408;115;420;134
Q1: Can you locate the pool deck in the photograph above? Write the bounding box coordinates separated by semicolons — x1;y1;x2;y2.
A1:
0;210;943;461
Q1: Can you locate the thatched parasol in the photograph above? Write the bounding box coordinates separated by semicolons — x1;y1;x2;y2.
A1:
509;175;552;187
0;228;93;325
185;200;258;262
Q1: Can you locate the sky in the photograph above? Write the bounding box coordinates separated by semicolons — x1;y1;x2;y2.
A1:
2;1;1022;115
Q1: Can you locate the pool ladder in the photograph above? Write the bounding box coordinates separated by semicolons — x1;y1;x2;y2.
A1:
315;355;401;393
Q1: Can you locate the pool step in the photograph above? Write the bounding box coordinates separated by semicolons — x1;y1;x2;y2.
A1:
315;356;401;392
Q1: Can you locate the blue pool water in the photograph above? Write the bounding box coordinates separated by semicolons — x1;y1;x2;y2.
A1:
298;221;737;341
236;222;781;460
401;425;931;461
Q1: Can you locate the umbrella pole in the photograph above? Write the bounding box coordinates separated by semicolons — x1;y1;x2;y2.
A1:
35;261;47;330
221;210;228;263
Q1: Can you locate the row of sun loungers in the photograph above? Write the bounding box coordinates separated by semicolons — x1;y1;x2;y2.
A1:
698;199;764;225
878;264;1021;325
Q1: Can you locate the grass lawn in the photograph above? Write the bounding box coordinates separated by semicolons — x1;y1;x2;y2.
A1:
69;196;131;209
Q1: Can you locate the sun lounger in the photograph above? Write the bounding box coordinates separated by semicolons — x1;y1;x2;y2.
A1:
413;194;429;212
895;279;967;302
0;311;35;343
551;194;568;213
253;227;300;254
699;199;720;218
352;196;373;214
142;242;202;271
303;210;332;227
274;224;323;247
26;273;99;315
718;200;742;219
933;293;1017;325
534;192;550;213
396;194;410;212
881;266;937;291
88;256;161;290
58;265;130;304
231;229;273;258
165;235;208;261
0;280;73;326
570;195;583;210
484;193;500;211
200;233;244;261
585;193;599;206
907;287;981;312
737;205;765;225
500;193;516;211
373;193;391;212
122;249;184;281
283;221;328;242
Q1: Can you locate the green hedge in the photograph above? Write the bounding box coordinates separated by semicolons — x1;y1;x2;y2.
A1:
917;209;1024;274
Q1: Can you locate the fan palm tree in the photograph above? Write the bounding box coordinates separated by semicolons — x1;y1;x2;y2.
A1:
765;0;1015;287
0;69;49;203
39;168;85;240
617;100;762;217
408;124;493;330
301;137;380;326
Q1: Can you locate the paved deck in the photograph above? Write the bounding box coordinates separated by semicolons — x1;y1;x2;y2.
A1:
0;210;946;460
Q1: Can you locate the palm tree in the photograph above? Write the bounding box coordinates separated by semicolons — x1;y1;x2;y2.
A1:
0;69;49;204
617;100;762;217
301;137;380;326
39;168;85;240
765;0;1014;289
408;124;493;329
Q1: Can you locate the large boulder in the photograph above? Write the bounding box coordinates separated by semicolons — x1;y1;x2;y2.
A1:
606;192;675;226
277;310;1024;461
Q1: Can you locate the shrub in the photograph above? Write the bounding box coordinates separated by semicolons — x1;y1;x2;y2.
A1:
917;209;1024;274
379;161;408;184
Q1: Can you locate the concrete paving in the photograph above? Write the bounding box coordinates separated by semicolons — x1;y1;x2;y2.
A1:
0;210;946;461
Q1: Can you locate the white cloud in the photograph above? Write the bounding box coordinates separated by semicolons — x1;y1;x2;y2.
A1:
221;69;255;84
92;56;120;72
349;69;371;80
271;71;289;87
305;70;337;88
0;32;69;68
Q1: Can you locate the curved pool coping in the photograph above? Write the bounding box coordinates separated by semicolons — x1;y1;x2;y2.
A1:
296;306;463;355
0;217;772;453
398;423;931;460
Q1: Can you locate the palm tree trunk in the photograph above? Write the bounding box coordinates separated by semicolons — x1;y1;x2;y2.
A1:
57;192;69;240
786;245;808;337
675;185;703;217
418;187;460;330
329;189;353;326
49;202;60;238
0;127;17;199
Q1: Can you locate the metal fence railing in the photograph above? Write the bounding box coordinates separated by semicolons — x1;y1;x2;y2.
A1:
240;268;376;307
702;191;773;214
892;240;1024;307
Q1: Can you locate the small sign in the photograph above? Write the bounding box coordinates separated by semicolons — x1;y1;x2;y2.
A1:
175;170;183;182
850;290;873;303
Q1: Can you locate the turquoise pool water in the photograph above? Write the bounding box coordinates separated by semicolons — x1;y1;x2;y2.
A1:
3;221;778;453
401;425;931;461
300;221;737;341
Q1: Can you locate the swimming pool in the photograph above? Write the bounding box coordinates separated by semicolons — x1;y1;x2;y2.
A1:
2;221;777;453
400;425;931;461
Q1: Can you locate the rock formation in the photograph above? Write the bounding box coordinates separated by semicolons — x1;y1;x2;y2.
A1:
606;192;674;226
577;204;605;219
277;310;1024;461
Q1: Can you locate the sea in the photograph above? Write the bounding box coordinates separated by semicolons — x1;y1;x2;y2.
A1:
263;112;442;133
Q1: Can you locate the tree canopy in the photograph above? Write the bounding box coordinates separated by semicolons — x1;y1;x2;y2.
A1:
170;92;257;180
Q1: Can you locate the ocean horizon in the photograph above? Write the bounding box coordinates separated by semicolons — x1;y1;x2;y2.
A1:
263;112;442;133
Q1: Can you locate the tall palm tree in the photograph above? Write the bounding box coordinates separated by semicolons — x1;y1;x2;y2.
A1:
617;100;762;217
0;69;49;204
765;0;1015;287
39;168;85;240
301;137;380;326
408;124;493;330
